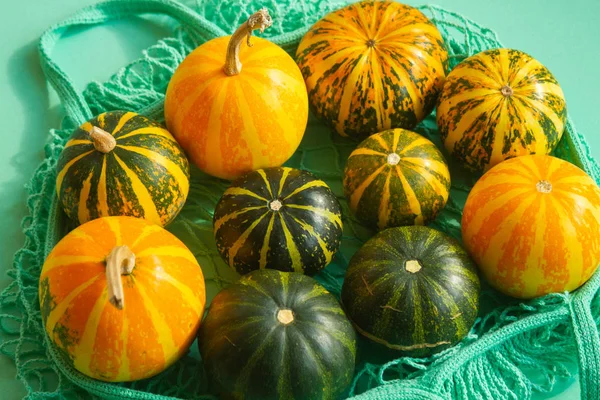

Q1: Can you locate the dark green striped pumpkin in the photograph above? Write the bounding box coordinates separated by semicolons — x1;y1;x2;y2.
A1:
341;226;480;356
56;111;190;226
343;129;450;230
198;269;357;400
213;167;343;275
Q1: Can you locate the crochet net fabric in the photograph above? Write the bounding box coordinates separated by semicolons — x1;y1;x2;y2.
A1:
2;0;600;399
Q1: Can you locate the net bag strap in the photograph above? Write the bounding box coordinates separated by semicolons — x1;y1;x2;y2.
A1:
571;270;600;400
38;0;226;126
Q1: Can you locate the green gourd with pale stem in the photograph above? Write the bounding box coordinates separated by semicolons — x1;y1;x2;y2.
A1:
341;225;480;356
198;269;356;400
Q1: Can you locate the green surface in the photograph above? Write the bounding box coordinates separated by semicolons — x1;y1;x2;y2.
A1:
0;0;597;398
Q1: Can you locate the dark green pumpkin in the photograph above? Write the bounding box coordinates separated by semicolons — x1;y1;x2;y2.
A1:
198;269;357;400
343;129;450;230
213;167;343;275
56;110;190;227
341;226;480;356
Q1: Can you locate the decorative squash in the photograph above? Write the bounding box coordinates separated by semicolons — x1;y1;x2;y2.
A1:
437;48;567;172
213;167;342;276
164;9;308;180
198;269;356;400
39;216;206;382
343;128;450;230
296;1;448;139
56;110;190;227
462;155;600;299
341;226;480;356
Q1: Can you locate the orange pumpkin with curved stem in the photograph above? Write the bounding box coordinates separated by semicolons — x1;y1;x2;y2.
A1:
39;216;206;382
164;9;308;180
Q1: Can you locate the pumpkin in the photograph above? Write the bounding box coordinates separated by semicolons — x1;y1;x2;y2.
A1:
39;216;206;381
56;110;190;227
213;167;342;275
343;128;450;230
436;48;567;172
198;269;356;400
461;155;600;299
296;1;448;139
341;226;480;356
164;9;308;180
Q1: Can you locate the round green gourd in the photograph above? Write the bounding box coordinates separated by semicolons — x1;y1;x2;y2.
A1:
341;225;480;356
213;167;343;275
198;269;357;400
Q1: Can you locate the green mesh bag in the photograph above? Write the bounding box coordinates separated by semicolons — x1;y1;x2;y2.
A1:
2;0;600;399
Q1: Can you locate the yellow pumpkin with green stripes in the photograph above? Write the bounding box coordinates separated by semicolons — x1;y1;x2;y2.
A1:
213;167;343;276
436;48;567;172
56;111;190;226
343;128;450;230
296;1;448;139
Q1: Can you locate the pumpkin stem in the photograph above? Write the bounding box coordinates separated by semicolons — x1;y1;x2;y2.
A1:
405;260;422;273
387;153;401;165
536;180;553;193
106;245;136;310
90;126;116;153
269;199;283;211
500;85;513;97
277;309;294;325
223;8;272;76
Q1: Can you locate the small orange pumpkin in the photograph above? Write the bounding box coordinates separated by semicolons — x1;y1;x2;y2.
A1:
164;9;308;180
462;155;600;299
39;216;206;381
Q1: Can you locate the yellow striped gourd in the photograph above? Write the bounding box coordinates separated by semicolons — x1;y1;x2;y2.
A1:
56;111;190;226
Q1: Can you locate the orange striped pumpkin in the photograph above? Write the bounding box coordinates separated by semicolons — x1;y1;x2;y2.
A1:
296;1;448;139
39;216;206;381
164;9;308;180
462;155;600;299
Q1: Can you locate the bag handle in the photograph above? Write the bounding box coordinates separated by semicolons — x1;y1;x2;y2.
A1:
570;270;600;400
570;301;600;400
39;0;227;126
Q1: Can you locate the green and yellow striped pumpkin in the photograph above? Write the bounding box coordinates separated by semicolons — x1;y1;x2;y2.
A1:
436;48;567;172
198;269;356;400
296;1;448;139
343;128;450;230
56;111;190;226
213;167;343;276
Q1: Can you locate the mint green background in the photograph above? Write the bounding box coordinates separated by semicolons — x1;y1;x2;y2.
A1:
1;0;597;398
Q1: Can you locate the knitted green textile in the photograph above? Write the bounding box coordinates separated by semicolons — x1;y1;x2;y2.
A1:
1;0;600;399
